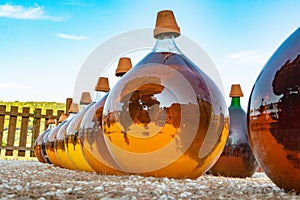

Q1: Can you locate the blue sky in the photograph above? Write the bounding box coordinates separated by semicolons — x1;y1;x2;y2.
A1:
0;0;299;109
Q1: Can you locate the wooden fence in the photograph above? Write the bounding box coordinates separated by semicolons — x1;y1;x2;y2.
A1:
0;98;72;157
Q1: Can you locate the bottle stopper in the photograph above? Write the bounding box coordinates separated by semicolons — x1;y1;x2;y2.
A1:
80;92;92;105
115;57;132;77
154;10;181;39
95;77;110;92
68;103;79;113
229;84;244;97
58;113;67;123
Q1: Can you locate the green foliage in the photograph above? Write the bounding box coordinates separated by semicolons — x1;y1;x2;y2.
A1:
0;101;65;115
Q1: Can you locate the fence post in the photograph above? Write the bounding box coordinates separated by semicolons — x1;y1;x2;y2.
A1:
5;106;18;156
66;98;72;116
18;107;30;157
44;109;54;130
30;108;42;157
0;105;6;154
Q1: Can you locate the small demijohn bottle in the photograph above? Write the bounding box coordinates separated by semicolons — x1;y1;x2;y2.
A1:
40;117;56;164
54;103;78;170
65;92;94;172
210;84;258;177
34;128;48;163
80;57;132;174
45;113;67;167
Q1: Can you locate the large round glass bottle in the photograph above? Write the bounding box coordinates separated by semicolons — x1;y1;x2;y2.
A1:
65;92;94;172
210;84;258;177
102;10;227;178
248;27;300;192
80;58;132;174
54;103;78;170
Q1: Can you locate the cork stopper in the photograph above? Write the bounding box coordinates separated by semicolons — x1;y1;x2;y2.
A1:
47;117;56;125
154;10;181;39
229;84;244;97
95;77;110;92
80;92;92;105
115;57;132;77
68;103;79;113
58;113;67;123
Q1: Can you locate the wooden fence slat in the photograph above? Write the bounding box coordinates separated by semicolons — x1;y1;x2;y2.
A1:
5;106;18;156
44;109;54;130
30;108;41;157
66;98;72;116
18;107;30;157
0;100;69;157
0;105;6;154
1;146;32;151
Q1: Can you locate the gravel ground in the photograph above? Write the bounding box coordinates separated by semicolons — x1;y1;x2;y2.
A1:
0;160;299;200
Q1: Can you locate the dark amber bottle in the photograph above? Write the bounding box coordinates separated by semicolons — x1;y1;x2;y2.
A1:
54;103;78;170
80;58;132;174
65;92;94;172
102;10;227;178
34;131;48;163
40;118;56;164
210;84;258;177
248;27;300;192
45;113;67;167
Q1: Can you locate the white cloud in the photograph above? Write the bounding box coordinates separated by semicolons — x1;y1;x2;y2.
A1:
56;33;88;40
226;50;269;65
0;3;64;21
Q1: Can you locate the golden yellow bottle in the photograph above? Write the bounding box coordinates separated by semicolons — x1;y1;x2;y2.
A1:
54;103;78;170
80;58;132;174
45;113;67;168
65;92;94;172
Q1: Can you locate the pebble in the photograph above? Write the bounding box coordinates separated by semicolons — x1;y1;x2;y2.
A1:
0;160;299;199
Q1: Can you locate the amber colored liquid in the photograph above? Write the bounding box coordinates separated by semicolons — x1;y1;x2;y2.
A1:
66;135;94;172
211;105;258;177
55;121;77;170
45;125;64;168
248;28;300;192
40;130;52;164
102;52;227;178
33;138;45;163
65;107;94;172
80;95;124;175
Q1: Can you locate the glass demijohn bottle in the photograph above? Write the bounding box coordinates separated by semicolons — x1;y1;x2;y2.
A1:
210;84;258;177
54;103;78;170
102;10;227;178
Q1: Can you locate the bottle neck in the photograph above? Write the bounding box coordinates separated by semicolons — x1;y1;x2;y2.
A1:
79;104;89;111
48;124;56;129
229;97;241;108
67;112;76;120
152;35;182;54
93;91;106;102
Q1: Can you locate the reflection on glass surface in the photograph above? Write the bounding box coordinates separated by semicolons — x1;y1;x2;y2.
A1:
248;27;300;192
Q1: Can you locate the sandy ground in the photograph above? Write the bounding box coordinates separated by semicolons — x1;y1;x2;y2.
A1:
0;159;299;200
